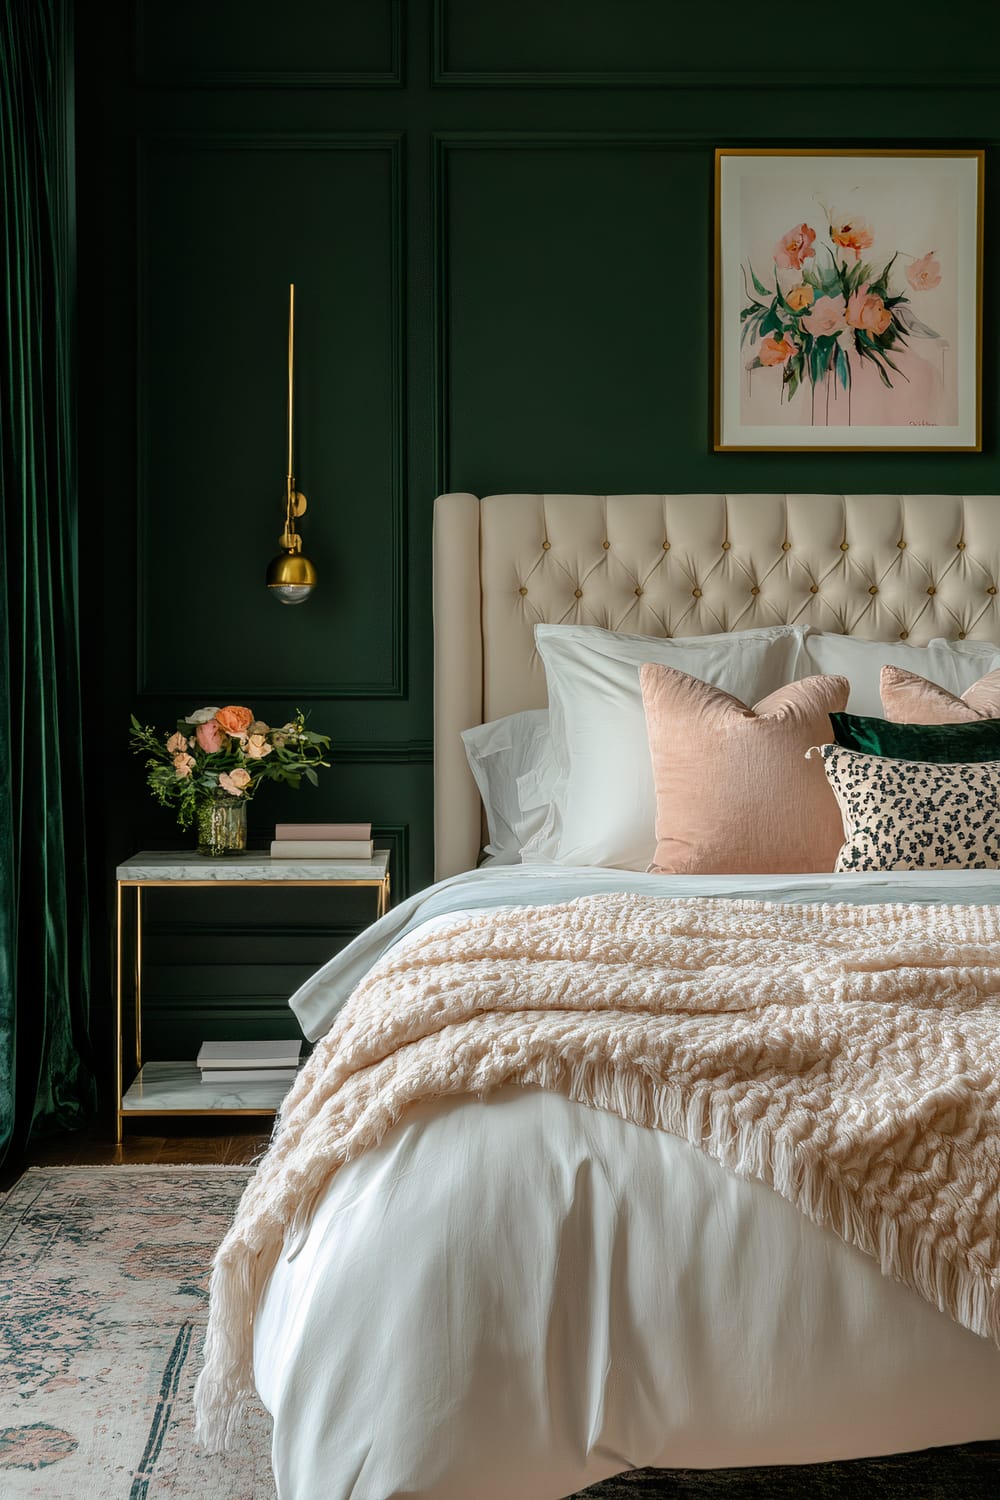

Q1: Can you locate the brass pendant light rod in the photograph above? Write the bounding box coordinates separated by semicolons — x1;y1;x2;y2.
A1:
286;282;295;512
266;281;317;602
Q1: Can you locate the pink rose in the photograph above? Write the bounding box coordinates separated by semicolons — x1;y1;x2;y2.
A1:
165;731;188;754
196;719;228;754
219;768;251;796
845;284;892;336
172;752;195;779
831;216;874;261
785;284;814;312
245;733;272;760
215;705;254;737
802;295;846;337
773;224;816;271
906;251;941;291
759;332;798;366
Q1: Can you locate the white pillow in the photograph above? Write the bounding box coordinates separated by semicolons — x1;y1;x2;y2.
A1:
461;710;558;863
800;632;1000;717
527;622;808;871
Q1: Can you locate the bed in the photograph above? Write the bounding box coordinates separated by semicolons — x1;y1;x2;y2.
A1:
221;494;1000;1499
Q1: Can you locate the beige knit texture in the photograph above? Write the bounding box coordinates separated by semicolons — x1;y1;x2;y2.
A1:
194;895;1000;1449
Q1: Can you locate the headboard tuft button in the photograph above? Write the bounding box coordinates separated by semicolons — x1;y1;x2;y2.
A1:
750;586;760;596
927;586;936;596
782;541;791;551
518;586;528;596
869;586;878;595
692;587;702;598
602;540;610;549
959;632;967;639
722;541;731;551
663;541;670;551
989;586;998;596
841;542;849;551
899;630;909;639
809;584;819;594
542;540;551;551
634;587;643;597
574;588;583;599
958;541;967;550
898;540;906;549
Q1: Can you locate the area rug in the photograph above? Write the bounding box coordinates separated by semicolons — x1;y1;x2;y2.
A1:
0;1165;274;1499
2;1166;996;1500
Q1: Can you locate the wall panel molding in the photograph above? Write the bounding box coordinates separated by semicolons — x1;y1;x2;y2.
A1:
137;0;402;90
433;0;999;91
433;133;703;495
136;132;405;700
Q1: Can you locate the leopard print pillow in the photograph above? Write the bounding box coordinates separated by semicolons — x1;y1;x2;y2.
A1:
811;744;1000;871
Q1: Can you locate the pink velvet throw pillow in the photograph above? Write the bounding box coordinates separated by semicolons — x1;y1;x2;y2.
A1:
880;664;1000;724
639;666;850;875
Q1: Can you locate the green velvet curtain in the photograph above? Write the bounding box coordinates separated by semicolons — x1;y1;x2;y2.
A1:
0;0;94;1167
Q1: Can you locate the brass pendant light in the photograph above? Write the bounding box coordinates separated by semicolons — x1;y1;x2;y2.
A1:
266;283;317;603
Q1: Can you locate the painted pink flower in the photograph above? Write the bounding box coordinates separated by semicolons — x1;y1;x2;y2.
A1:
831;215;874;260
845;284;892;336
219;768;251;796
215;705;254;737
172;752;196;779
759;332;798;366
906;251;941;291
196;718;228;754
773;224;816;270
165;731;188;754
786;283;814;312
245;733;272;760
801;295;846;337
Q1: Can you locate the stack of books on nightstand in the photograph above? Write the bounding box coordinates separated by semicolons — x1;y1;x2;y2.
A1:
196;1039;302;1084
270;821;374;859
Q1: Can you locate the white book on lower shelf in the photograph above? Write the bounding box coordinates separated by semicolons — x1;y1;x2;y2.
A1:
196;1039;302;1070
200;1067;299;1084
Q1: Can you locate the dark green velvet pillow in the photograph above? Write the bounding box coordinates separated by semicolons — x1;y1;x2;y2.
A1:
829;712;1000;762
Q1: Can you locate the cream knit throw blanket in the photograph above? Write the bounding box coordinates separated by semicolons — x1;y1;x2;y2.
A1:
194;894;1000;1449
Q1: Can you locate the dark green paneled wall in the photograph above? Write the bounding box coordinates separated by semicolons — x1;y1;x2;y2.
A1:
77;0;998;1068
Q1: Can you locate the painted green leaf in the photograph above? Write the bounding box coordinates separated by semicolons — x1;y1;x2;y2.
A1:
747;261;771;297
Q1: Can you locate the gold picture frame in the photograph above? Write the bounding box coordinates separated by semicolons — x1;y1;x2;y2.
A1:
714;148;984;452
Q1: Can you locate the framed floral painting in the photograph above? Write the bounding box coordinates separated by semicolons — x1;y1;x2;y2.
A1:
714;149;983;450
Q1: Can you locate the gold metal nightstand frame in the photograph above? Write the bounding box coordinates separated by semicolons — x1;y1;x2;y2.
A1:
114;862;391;1142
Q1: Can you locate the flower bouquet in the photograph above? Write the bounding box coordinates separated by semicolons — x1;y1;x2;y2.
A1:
741;210;942;405
129;704;331;855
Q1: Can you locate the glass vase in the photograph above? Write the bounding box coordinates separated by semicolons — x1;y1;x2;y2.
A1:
196;795;247;857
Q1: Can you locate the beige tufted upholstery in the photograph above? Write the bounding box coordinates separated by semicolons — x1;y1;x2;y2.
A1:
434;493;1000;877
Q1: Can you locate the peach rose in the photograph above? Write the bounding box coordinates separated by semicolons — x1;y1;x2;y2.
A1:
906;251;941;291
759;332;798;366
773;224;816;271
785;284;814;312
172;752;195;779
215;705;254;737
196;719;227;754
801;295;846;337
831;216;874;261
165;731;188;754
845;284;892;336
219;768;252;796
245;733;272;760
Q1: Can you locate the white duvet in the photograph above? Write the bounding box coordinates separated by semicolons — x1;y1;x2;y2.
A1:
253;868;1000;1500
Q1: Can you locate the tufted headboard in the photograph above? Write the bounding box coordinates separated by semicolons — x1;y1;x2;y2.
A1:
433;493;1000;878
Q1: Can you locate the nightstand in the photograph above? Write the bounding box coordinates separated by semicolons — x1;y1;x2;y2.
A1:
113;848;391;1141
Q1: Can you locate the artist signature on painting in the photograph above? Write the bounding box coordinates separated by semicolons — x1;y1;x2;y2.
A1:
908;420;938;426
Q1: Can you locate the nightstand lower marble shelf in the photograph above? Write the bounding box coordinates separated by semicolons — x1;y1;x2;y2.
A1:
120;1061;294;1115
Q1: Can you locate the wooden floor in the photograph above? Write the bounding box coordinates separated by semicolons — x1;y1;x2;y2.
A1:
2;1114;273;1188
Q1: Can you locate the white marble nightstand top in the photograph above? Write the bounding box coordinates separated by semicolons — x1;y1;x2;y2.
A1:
116;848;391;883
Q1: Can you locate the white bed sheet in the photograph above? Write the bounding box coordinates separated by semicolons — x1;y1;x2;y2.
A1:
256;869;1000;1500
